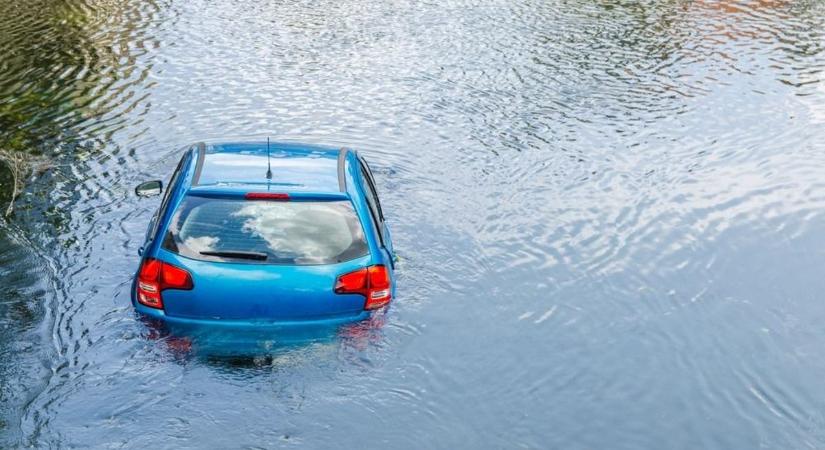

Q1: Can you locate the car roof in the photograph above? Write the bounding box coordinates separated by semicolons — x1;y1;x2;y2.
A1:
189;141;345;194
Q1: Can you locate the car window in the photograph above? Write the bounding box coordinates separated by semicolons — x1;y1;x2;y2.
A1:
162;197;369;265
359;157;384;221
357;160;384;243
150;151;190;240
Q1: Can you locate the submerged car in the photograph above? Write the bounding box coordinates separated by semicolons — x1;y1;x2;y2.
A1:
132;141;395;327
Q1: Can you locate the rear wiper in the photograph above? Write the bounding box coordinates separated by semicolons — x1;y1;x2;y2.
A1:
200;250;268;261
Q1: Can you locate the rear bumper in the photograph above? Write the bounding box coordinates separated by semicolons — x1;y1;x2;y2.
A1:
134;302;371;329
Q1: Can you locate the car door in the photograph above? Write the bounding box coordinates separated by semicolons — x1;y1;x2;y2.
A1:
357;156;395;268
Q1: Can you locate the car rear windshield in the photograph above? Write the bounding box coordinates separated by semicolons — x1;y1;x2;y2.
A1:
162;196;369;265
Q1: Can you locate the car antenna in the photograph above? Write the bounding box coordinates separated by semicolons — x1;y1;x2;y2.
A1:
266;137;272;180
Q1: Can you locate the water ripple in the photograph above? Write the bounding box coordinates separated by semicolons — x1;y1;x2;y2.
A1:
2;0;825;447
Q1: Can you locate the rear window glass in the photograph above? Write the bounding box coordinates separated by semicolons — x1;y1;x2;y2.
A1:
162;196;369;265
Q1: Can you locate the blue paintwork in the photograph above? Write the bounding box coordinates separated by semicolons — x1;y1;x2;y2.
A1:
132;141;395;328
187;188;350;201
197;142;341;191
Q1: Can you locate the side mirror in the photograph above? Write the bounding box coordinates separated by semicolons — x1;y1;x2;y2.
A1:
135;180;163;197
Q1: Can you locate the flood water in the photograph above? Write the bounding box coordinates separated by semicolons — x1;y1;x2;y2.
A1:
2;0;825;447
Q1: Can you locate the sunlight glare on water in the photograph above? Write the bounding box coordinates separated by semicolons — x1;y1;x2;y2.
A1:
1;0;825;447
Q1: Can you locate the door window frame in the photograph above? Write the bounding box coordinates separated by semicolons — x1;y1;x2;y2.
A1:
357;157;386;246
149;149;191;242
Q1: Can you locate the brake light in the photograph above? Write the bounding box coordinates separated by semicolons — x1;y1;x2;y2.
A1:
245;192;290;200
136;258;194;309
334;265;392;310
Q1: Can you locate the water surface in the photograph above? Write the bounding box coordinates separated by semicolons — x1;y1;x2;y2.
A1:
2;0;825;447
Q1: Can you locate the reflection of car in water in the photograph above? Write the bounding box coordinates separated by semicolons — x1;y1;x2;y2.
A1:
141;310;388;359
131;141;396;341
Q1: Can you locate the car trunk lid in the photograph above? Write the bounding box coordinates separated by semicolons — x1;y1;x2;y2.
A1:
157;250;370;320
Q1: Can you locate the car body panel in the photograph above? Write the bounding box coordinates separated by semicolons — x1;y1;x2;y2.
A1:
195;142;340;191
158;249;372;320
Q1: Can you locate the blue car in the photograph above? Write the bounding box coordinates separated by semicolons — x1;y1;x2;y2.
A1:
132;141;396;328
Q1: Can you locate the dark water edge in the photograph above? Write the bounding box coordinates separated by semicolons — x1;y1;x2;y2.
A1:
2;0;825;448
0;231;43;447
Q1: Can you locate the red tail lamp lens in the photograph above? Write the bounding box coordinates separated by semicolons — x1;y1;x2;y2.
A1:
334;265;392;310
245;192;290;200
137;259;162;308
366;265;391;309
136;258;194;309
161;263;194;290
335;269;368;294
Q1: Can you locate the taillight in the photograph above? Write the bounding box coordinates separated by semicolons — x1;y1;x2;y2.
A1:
136;258;194;309
334;265;392;310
